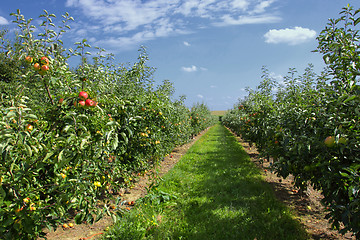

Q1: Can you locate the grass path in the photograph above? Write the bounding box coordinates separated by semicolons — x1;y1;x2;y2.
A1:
104;124;308;240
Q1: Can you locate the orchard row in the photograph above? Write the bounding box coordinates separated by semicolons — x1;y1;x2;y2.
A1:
223;6;360;238
0;10;217;239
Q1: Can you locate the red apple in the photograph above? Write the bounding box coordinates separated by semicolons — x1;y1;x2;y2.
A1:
33;63;41;71
78;100;86;107
25;56;33;63
39;65;50;75
41;65;49;71
79;91;88;100
85;99;95;107
40;56;49;65
59;98;64;104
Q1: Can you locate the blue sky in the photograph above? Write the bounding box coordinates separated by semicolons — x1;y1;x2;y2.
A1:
1;0;360;110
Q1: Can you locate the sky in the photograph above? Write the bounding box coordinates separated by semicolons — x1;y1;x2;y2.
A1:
1;0;360;110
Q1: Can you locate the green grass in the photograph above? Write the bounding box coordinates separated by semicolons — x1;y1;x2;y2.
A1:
103;124;308;240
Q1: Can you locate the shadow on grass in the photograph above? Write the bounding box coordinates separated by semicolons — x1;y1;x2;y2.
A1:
156;124;308;240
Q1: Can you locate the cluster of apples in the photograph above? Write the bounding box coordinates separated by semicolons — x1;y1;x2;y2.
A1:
25;55;50;76
75;91;97;108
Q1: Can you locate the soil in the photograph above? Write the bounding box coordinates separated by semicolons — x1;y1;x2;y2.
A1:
43;127;357;240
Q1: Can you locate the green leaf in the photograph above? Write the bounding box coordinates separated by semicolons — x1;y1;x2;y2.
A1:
344;95;357;103
6;111;16;118
106;129;114;142
58;149;65;161
120;132;128;144
25;114;38;119
25;144;32;156
354;17;360;26
0;186;5;206
43;152;54;162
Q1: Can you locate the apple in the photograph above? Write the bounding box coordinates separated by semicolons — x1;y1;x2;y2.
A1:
79;91;88;100
40;56;49;65
78;100;85;107
324;136;335;147
62;223;69;229
80;77;87;82
26;124;33;132
41;65;49;71
85;99;95;107
25;56;33;63
39;65;50;75
59;98;64;104
33;63;41;71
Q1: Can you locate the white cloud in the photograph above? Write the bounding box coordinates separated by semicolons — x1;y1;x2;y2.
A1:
184;41;191;46
264;27;316;45
232;0;250;11
0;16;9;25
251;0;275;14
197;94;204;99
269;72;284;82
181;65;208;72
65;0;281;50
215;14;281;26
182;65;198;72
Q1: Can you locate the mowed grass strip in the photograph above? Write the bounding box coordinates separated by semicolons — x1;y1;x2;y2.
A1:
103;124;308;240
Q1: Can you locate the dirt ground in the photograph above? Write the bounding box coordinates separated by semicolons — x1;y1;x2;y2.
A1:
43;127;356;240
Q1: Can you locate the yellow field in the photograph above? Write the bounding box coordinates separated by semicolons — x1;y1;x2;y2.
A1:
211;110;228;116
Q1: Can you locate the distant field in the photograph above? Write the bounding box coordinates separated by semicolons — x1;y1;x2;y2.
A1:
211;110;227;116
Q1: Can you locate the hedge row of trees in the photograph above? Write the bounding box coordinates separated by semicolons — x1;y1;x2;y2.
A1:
223;6;360;238
0;10;217;239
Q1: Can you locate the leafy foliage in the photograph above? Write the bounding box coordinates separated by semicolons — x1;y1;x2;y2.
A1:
0;10;216;239
223;5;360;238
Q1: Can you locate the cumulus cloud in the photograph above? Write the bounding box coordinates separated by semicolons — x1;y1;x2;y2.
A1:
264;27;316;45
182;65;198;72
0;16;9;25
65;0;281;50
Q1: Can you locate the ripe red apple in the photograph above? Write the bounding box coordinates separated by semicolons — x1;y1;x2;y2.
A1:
39;65;50;75
40;56;49;65
78;100;86;107
59;98;64;104
41;65;49;71
85;99;95;107
79;91;88;100
33;63;41;71
25;56;33;63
